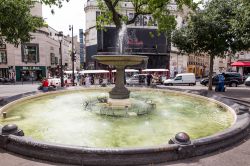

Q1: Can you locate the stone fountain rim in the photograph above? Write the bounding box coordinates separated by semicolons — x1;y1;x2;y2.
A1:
0;87;249;165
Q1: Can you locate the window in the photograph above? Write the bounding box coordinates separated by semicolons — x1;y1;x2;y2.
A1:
55;57;59;65
50;53;55;65
22;43;39;63
175;76;182;80
0;50;7;63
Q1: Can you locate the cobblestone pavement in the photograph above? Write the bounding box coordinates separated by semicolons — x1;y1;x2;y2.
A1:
0;83;249;166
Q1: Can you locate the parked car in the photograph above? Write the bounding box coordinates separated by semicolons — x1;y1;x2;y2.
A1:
245;77;250;86
126;74;147;85
163;73;196;86
200;72;243;87
243;73;250;82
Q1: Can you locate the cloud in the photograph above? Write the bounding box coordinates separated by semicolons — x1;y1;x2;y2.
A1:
42;0;87;37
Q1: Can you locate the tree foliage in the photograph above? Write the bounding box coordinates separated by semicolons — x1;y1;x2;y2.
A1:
230;0;250;50
0;0;69;46
97;0;199;31
171;0;248;90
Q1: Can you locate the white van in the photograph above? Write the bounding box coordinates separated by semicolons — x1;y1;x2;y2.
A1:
163;73;196;86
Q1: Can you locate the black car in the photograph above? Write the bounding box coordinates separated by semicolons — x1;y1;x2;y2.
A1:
200;72;243;87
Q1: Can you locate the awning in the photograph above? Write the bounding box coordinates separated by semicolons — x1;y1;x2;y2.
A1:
231;61;250;67
79;70;109;74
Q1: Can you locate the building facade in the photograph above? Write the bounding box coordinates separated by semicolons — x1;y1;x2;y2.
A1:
79;29;85;69
0;3;71;81
84;0;172;70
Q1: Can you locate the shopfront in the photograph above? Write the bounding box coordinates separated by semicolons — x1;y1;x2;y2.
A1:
15;66;46;81
231;61;250;76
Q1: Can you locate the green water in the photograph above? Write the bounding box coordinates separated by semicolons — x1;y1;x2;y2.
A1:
0;89;234;148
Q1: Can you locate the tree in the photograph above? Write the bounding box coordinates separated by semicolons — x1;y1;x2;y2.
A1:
97;0;198;32
0;0;69;46
230;0;250;51
172;0;243;90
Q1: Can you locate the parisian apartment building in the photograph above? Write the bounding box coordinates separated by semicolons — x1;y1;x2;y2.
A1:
0;3;81;81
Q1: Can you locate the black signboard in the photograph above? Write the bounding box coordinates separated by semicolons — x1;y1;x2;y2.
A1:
97;27;168;54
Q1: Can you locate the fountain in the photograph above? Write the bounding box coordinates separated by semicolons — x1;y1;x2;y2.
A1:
0;24;249;165
94;24;148;112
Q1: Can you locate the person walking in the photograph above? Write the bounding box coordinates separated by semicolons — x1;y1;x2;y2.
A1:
146;73;152;86
85;75;91;87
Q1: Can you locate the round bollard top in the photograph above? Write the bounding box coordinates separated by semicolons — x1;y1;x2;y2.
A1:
175;132;190;144
2;124;18;132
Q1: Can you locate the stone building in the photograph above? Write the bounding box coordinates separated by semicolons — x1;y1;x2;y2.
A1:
0;3;76;81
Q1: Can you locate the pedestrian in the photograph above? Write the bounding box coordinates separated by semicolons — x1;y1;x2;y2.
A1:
146;73;152;86
42;78;49;92
85;75;91;87
216;74;225;92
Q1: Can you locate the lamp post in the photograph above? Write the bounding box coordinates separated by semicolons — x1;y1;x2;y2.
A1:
69;25;75;86
58;31;64;87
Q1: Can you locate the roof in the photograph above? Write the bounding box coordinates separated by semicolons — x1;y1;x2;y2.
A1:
176;73;195;76
64;71;78;74
112;69;139;73
79;70;109;74
142;69;169;72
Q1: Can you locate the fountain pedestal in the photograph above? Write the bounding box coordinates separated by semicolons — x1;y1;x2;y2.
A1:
109;66;129;99
93;55;148;100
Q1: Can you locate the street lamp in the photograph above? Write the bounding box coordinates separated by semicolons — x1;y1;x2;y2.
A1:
69;25;75;86
58;31;64;87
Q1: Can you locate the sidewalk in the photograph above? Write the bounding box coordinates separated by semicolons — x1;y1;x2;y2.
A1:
0;84;249;166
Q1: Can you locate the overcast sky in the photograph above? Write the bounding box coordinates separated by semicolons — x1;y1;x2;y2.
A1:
42;0;87;37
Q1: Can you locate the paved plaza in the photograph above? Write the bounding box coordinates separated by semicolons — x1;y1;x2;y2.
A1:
0;83;249;166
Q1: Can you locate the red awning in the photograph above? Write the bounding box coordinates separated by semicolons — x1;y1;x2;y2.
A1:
231;61;250;67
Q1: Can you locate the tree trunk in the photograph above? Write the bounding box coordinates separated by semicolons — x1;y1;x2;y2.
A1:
104;0;121;29
208;55;214;91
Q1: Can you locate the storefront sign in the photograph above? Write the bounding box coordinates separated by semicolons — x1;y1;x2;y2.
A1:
22;66;41;70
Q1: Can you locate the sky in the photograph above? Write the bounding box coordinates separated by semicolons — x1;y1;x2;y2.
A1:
42;0;87;37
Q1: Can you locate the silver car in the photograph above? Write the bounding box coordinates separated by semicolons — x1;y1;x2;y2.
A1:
245;77;250;86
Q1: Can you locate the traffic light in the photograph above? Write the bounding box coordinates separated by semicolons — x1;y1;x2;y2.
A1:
74;55;77;62
72;51;77;62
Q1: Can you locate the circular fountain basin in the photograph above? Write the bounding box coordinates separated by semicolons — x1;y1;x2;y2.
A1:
0;88;249;165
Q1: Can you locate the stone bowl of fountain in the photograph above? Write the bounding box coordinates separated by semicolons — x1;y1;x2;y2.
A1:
0;54;249;166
